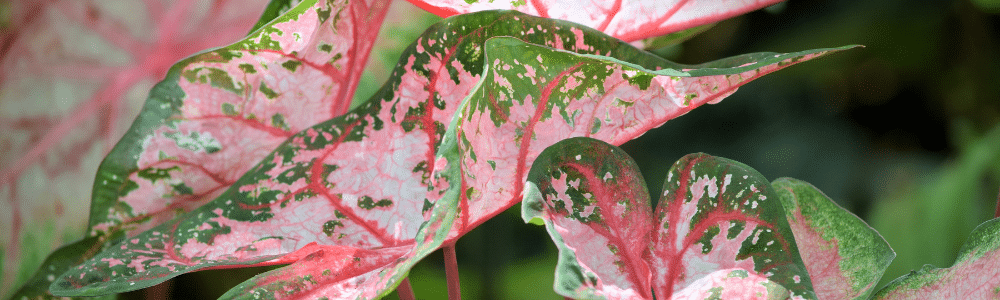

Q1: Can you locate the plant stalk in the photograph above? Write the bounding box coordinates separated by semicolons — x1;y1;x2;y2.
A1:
397;278;416;300
995;187;999;219
444;243;462;300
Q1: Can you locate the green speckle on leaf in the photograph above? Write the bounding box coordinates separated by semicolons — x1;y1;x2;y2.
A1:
510;0;526;7
163;131;223;153
222;103;238;116
728;269;750;278
590;118;602;134
181;67;244;94
322;220;343;237
319;44;333;53
137;166;180;183
330;53;342;64
239;63;256;74
271;113;289;131
357;196;393;210
282;60;303;72
259;82;279;99
622;71;654;90
697;225;721;254
706;286;724;300
172;183;194;195
488;160;496;170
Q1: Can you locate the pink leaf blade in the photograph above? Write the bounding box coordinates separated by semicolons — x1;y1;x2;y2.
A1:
53;10;657;297
87;0;391;242
218;245;412;300
669;268;789;300
404;0;786;41
773;178;894;300
651;154;814;299
446;35;855;245
871;218;1000;299
522;137;654;299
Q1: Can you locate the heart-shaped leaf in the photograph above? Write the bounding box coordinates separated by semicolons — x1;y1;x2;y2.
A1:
523;137;815;299
872;218;1000;299
405;0;785;41
49;6;853;300
773;178;895;300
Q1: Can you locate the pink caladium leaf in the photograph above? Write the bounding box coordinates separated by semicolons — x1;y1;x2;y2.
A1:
49;7;852;299
44;9;729;298
773;178;895;300
522;137;815;299
405;0;784;41
872;218;1000;299
441;36;855;245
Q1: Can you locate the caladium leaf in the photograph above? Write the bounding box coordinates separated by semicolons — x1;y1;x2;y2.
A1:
523;138;815;299
772;178;895;300
50;6;851;298
872;218;1000;299
405;0;785;41
85;0;391;244
442;36;855;246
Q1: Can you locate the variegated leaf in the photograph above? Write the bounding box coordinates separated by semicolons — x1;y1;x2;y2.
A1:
48;9;737;298
444;35;854;245
86;0;390;243
523;137;654;299
652;153;812;298
523;139;814;299
406;0;785;41
872;218;1000;299
51;7;851;298
773;178;895;300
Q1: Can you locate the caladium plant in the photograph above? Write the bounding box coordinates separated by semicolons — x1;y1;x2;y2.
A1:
523;137;1000;300
7;0;871;299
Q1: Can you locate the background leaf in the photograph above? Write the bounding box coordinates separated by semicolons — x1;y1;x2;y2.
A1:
404;0;785;42
772;178;894;300
872;218;1000;299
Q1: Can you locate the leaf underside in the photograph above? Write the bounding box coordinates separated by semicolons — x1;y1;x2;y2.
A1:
50;3;853;299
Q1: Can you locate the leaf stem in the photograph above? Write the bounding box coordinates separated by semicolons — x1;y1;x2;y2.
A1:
994;187;999;219
444;243;462;300
397;278;416;300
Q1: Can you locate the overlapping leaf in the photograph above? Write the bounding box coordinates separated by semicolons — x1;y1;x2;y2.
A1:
405;0;785;41
219;28;850;300
523;138;814;299
872;218;1000;299
49;7;851;300
773;178;895;300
